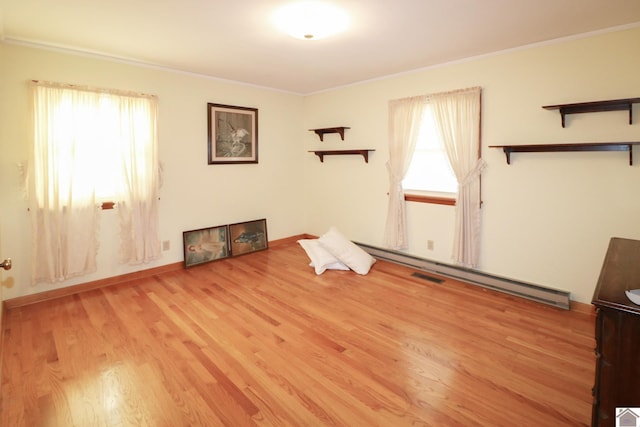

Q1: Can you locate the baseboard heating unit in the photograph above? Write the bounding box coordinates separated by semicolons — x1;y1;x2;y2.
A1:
356;242;571;310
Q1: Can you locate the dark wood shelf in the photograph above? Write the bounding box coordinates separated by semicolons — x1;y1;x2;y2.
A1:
542;98;640;127
490;142;640;165
309;149;375;163
309;127;350;141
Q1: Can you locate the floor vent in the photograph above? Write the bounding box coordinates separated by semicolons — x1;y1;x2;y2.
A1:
411;272;445;284
357;242;571;310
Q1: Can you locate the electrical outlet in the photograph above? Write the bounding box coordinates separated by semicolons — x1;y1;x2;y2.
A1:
162;240;170;251
427;240;434;250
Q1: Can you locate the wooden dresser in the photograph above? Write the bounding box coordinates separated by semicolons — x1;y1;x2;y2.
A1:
591;237;640;427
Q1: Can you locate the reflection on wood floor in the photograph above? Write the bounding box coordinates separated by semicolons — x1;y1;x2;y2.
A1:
1;240;594;426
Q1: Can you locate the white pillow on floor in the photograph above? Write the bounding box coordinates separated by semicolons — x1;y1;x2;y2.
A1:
298;239;350;275
318;227;376;275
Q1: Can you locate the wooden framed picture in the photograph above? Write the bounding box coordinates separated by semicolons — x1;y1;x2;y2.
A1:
229;218;268;257
183;225;230;268
207;103;258;164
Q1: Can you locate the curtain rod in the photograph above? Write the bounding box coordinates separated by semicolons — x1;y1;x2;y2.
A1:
30;79;157;99
391;86;481;104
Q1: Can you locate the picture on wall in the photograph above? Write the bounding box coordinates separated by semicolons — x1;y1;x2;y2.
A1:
229;218;268;257
183;225;230;268
207;102;258;164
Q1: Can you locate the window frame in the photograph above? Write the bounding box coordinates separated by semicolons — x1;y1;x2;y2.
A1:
404;192;456;206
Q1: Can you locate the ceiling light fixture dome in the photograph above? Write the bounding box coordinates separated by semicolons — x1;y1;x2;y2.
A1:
273;1;349;40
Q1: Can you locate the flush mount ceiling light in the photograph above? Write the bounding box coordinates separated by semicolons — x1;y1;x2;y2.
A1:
273;1;349;40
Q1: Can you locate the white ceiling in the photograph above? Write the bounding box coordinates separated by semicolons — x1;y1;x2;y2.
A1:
2;0;640;94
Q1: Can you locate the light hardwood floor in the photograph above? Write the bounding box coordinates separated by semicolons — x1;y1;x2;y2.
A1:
1;241;595;426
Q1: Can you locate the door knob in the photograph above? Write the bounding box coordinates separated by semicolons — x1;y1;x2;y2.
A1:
0;258;11;270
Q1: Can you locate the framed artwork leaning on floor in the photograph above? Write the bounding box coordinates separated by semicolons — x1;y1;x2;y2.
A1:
183;224;230;268
229;219;268;257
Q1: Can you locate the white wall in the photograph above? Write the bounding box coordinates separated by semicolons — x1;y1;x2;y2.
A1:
2;27;639;304
302;27;640;303
0;43;307;300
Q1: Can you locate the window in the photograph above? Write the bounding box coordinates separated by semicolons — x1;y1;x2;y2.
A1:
402;105;457;203
385;87;482;265
32;83;157;206
29;81;161;284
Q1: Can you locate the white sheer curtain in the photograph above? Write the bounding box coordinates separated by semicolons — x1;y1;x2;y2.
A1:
383;95;427;249
116;98;161;265
29;81;160;284
431;87;484;268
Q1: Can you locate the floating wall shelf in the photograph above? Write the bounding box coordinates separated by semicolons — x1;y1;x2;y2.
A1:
490;142;640;165
310;149;375;163
542;98;640;128
309;127;350;141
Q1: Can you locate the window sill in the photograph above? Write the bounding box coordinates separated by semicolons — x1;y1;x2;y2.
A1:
404;194;456;206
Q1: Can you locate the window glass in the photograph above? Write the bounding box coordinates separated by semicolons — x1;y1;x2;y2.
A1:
402;107;457;195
